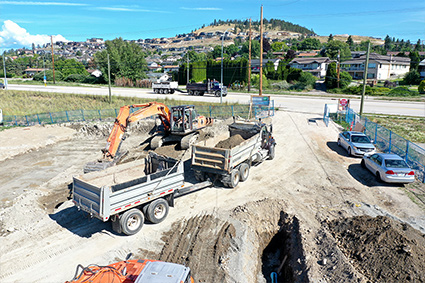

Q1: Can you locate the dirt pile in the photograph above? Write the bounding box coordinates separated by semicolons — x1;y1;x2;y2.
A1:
73;119;156;138
215;134;245;149
328;215;425;282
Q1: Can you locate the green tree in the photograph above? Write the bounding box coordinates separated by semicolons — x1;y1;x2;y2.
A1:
240;40;260;59
55;59;89;77
299;38;321;50
402;70;421;85
271;42;288;52
409;51;420;71
415;39;423;52
324;40;351;60
418;80;425;93
327;34;334;42
325;62;338;89
346;35;354;48
94;37;148;82
384;35;392;50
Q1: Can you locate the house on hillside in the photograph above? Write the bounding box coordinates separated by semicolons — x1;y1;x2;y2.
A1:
288;57;334;78
296;51;318;58
251;59;281;73
419;59;425;79
24;68;46;77
340;53;410;80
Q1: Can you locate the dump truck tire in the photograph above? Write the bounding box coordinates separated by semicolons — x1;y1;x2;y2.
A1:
120;209;144;235
146;198;169;224
215;90;221;97
268;144;275;160
239;163;250;182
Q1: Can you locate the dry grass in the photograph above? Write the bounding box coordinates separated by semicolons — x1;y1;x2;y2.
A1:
0;90;237;116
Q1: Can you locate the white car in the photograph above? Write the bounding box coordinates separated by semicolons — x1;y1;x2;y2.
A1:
361;153;415;183
337;131;376;157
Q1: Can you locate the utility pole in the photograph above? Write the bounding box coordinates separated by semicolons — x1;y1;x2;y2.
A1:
360;41;370;116
2;52;7;90
43;56;46;87
259;5;263;96
50;36;56;84
107;54;112;103
248;18;252;92
337;49;340;89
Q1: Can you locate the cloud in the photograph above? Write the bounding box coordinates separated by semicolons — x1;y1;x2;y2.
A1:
0;20;68;49
94;6;170;13
0;1;87;6
180;7;222;11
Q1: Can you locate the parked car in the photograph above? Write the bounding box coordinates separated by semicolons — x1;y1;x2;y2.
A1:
337;131;375;156
361;153;415;183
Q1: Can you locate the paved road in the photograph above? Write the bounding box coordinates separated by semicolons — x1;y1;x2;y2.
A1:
8;84;425;117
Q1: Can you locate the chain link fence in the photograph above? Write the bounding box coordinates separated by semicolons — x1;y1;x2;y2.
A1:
344;108;425;183
2;104;275;127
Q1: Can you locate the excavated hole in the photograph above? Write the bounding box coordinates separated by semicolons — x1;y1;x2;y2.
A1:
260;212;305;283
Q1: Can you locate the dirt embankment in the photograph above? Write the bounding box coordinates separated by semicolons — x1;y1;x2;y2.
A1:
328;215;425;283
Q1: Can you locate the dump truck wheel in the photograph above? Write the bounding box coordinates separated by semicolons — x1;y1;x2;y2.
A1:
223;92;227;97
170;90;175;94
120;209;144;235
188;90;194;95
215;90;221;97
163;89;169;94
239;163;250;182
180;133;198;150
146;198;169;224
268;144;275;160
150;135;163;149
228;169;240;188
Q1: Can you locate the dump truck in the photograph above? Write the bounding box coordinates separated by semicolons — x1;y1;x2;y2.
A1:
191;120;275;188
152;81;178;94
186;80;227;97
73;152;211;235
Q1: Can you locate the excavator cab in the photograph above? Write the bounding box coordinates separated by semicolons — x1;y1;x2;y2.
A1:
170;105;199;135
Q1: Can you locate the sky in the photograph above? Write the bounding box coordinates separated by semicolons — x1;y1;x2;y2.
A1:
0;0;424;51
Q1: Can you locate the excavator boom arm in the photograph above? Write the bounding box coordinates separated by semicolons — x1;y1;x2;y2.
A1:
103;102;171;160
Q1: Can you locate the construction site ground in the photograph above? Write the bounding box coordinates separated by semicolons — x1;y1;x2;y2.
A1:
0;110;424;283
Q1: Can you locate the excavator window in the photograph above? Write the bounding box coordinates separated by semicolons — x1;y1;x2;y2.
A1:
184;108;191;131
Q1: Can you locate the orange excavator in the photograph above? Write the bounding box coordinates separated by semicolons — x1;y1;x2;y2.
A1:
84;102;212;173
66;254;194;283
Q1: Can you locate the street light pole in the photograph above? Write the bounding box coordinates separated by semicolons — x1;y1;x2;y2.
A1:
221;28;230;104
2;52;7;90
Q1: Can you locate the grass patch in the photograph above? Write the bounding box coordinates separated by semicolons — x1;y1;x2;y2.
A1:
365;114;425;144
0;90;240;116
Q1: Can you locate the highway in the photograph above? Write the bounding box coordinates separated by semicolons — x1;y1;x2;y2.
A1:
7;84;425;117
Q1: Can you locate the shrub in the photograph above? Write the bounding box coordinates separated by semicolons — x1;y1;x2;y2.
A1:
287;68;302;83
33;70;63;81
384;80;397;88
419;80;425;94
271;80;290;90
297;72;317;88
373;87;391;96
82;75;106;84
64;74;85;82
402;70;421;85
388;86;418;96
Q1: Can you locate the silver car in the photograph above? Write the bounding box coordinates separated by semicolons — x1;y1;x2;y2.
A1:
361;153;415;183
337;131;375;156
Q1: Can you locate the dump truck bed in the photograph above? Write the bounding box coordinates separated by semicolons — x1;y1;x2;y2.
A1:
192;122;262;174
73;153;184;221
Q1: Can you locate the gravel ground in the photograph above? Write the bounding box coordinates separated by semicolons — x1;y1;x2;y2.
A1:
0;111;424;283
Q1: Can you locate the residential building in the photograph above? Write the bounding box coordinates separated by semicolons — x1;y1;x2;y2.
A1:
288;57;334;78
419;59;425;79
251;59;281;73
340;53;410;80
24;68;46;76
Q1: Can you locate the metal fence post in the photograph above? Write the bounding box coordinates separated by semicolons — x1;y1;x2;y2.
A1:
374;123;378;144
98;110;102;120
115;108;118;116
405;141;409;162
15;115;17;126
25;115;28;126
49;112;53;124
388;131;392;153
81;109;85;121
37;114;40;124
66;111;70;122
231;105;234;117
209;106;212;117
364;118;368;135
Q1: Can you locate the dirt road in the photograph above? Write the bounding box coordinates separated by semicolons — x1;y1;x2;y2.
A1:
0;111;424;283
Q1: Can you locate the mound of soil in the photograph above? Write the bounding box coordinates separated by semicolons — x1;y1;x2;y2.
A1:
328;215;425;282
215;134;245;149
